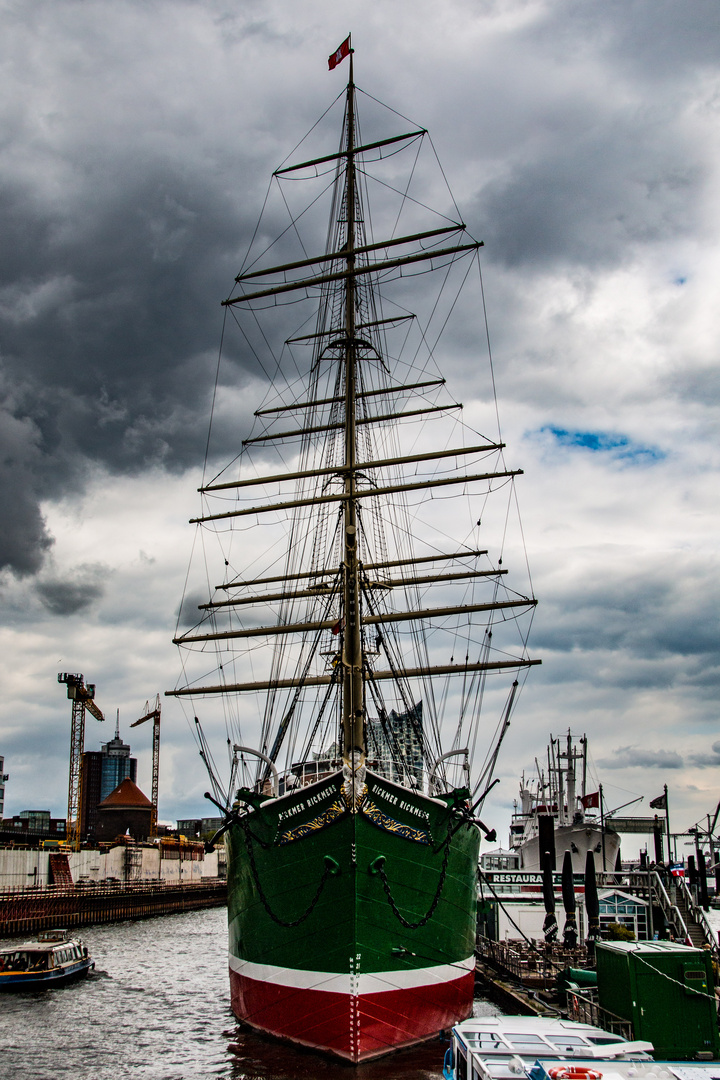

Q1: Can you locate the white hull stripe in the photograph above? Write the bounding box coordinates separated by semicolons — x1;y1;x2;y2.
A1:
228;953;475;996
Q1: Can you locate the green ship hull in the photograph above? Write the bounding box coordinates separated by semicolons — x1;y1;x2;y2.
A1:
226;768;480;1061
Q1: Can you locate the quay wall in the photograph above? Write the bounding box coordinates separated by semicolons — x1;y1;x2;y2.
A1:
0;845;220;890
0;879;227;938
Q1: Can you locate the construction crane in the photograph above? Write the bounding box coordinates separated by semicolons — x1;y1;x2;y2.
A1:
131;695;161;836
57;673;105;850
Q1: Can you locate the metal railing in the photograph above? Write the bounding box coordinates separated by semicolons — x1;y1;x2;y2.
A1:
566;988;633;1040
650;870;690;942
675;874;717;951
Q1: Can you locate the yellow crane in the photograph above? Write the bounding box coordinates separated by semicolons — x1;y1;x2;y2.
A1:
57;673;105;850
131;695;161;836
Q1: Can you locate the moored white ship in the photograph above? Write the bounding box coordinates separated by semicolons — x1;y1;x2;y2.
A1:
510;732;620;873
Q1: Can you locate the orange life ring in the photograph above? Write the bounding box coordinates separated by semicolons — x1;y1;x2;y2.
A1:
547;1069;603;1080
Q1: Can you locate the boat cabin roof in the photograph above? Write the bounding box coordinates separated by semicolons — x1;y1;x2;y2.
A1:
452;1018;653;1080
0;935;80;956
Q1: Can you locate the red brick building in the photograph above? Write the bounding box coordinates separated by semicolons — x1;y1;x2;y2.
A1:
95;778;153;842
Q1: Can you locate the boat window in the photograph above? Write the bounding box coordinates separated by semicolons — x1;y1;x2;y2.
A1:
1;952;29;971
587;1037;622;1045
548;1036;586;1047
484;1059;512;1076
457;1048;468;1080
473;1033;508;1049
506;1034;547;1049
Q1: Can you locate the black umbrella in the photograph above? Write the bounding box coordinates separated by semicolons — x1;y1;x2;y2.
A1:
561;850;578;949
585;849;600;953
542;849;558;942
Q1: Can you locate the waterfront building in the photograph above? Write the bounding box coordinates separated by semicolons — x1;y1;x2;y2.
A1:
0;811;66;845
95;778;153;842
366;701;424;786
177;817;224;840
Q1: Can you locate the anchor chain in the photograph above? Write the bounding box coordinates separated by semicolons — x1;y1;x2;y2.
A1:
372;816;455;930
240;817;337;928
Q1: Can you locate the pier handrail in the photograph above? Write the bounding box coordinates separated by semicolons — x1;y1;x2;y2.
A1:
675;873;717;953
649;870;690;943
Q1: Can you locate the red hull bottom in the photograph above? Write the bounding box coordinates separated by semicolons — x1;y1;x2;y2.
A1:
229;965;475;1062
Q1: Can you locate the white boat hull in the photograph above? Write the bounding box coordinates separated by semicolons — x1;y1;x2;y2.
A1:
516;822;620;873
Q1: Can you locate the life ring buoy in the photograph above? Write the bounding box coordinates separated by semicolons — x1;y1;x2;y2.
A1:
548;1068;603;1080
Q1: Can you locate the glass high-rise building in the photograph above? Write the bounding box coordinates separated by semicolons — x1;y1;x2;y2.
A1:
99;730;137;801
79;719;137;841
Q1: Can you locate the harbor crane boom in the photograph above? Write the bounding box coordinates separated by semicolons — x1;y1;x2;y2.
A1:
131;695;161;836
57;673;105;850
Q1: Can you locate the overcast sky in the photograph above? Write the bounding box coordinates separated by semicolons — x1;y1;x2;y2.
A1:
0;0;718;859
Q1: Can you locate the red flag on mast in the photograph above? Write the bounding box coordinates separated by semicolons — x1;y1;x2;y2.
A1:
328;36;351;70
580;791;600;809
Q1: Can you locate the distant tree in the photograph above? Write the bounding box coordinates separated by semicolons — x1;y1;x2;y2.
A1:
605;922;635;941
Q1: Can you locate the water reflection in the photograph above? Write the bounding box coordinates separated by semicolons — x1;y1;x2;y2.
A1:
0;907;499;1079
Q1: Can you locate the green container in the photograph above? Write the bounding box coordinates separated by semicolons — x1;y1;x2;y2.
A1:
596;940;720;1060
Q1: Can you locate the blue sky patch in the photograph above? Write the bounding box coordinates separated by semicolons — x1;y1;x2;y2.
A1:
541;427;664;463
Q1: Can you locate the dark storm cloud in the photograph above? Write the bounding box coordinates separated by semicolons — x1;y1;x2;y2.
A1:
688;742;720;769
0;118;264;577
467;1;718;271
534;557;719;664
562;0;720;81
176;590;207;630
597;745;684;769
476;114;700;271
0;396;54;573
36;562;108;615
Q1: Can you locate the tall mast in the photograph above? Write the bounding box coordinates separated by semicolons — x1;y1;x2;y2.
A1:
341;51;366;773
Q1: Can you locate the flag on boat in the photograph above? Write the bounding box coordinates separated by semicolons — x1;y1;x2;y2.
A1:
650;792;667;810
331;616;345;635
670;862;685;877
328;35;351;70
580;791;600;809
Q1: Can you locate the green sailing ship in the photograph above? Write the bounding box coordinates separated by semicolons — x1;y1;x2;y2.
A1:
169;41;539;1062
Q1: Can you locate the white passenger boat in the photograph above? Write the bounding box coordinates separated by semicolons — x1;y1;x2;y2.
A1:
443;1016;654;1080
0;929;94;990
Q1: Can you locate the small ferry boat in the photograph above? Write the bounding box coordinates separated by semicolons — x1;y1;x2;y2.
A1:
0;929;94;990
443;1017;654;1080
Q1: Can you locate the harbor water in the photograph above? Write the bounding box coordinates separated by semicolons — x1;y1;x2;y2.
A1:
0;907;500;1079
